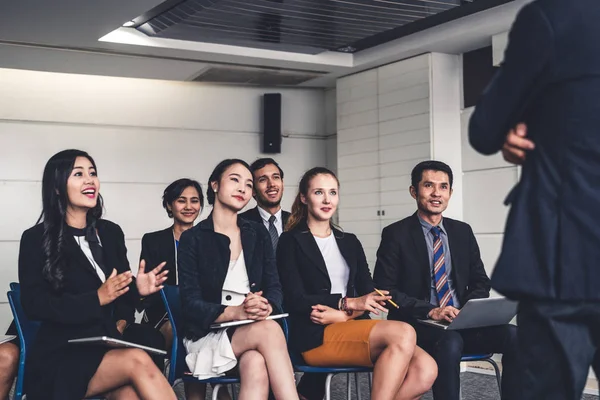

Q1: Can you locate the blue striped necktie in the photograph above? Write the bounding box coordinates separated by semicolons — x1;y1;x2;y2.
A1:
431;226;454;307
268;215;279;251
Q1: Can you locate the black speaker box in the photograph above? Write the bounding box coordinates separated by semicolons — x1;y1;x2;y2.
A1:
263;93;282;153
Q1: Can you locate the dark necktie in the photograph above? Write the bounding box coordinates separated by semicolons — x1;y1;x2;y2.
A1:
268;215;279;251
431;226;454;307
68;222;108;276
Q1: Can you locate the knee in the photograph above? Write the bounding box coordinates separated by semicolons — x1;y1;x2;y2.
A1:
385;322;417;353
435;332;463;363
257;320;285;343
0;343;19;375
413;352;438;392
127;349;158;374
240;351;268;387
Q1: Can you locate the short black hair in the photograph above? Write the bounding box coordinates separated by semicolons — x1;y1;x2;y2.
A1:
162;178;204;218
249;158;284;179
207;159;252;205
411;160;454;189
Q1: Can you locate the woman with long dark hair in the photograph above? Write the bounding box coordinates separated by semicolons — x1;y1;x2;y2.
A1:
18;149;176;400
178;159;299;400
278;167;437;400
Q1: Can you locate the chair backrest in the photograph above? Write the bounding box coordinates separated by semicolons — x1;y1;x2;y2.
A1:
160;285;187;385
9;282;20;291
8;289;41;400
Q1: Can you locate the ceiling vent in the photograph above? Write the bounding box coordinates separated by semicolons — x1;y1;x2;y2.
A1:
190;65;327;86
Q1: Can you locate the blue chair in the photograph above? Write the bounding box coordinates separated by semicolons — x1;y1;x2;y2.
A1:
7;289;105;400
160;285;239;400
460;353;501;397
7;290;39;400
9;282;19;291
282;318;373;400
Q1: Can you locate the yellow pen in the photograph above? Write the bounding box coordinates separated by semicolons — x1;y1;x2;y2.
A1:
375;288;399;309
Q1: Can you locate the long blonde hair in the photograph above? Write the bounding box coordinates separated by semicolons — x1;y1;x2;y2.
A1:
285;167;340;232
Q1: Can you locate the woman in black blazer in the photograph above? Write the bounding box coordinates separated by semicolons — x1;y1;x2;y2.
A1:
277;167;437;400
139;178;203;331
18;149;175;400
178;159;298;400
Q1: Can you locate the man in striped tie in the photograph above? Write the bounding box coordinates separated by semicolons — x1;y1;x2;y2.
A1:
373;160;519;400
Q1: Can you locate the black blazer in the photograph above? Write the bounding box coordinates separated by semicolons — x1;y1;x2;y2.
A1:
373;213;491;322
18;220;136;395
469;0;600;300
277;221;374;353
239;206;290;229
178;214;283;341
140;227;177;286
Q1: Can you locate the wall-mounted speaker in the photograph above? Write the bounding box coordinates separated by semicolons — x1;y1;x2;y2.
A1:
263;93;282;154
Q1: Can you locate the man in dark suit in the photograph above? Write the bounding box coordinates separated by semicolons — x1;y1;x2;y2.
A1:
469;1;600;398
240;158;290;248
373;160;518;400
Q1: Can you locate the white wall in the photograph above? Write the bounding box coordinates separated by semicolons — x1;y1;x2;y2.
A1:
0;68;328;331
460;107;517;294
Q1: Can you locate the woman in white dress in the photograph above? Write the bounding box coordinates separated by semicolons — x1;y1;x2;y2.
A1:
178;159;299;400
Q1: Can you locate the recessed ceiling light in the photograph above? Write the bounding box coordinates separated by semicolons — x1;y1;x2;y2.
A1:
122;20;136;27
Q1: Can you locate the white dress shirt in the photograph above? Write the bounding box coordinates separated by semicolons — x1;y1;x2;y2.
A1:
257;206;283;237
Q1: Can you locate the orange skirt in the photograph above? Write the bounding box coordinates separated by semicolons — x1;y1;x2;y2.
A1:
301;319;381;367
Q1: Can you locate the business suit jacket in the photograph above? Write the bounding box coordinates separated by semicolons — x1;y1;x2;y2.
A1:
18;220;136;399
469;0;600;300
277;220;374;353
140;227;177;286
239;206;290;229
178;214;283;341
373;213;491;323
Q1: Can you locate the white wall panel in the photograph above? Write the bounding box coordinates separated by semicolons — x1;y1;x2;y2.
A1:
378;84;430;108
463;168;518;234
378;68;430;95
379;129;430;149
461;107;510;172
379;114;430;136
337;125;378;144
338;138;379;157
379;99;429;123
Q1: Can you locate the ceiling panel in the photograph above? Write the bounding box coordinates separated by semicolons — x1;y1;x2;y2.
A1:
135;0;507;54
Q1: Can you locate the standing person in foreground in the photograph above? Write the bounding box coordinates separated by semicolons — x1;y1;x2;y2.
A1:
178;159;299;400
373;161;518;400
19;149;175;400
469;1;600;398
278;167;437;400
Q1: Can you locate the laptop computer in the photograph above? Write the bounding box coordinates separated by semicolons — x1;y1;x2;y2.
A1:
417;297;518;330
68;336;167;355
210;313;288;329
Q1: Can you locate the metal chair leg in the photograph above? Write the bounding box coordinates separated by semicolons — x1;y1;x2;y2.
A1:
212;384;222;400
231;384;237;400
325;373;334;400
355;372;361;400
346;373;351;400
368;372;372;394
485;359;502;397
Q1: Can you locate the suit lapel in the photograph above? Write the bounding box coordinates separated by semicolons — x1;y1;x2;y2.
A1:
295;230;330;280
241;224;258;289
409;214;431;290
66;235;105;283
443;219;463;294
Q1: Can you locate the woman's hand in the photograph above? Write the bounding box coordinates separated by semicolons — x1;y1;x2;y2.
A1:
243;291;272;320
97;269;132;306
310;304;358;325
347;291;390;315
136;259;168;297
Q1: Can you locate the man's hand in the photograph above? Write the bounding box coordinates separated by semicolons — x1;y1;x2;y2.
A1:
310;305;355;325
502;123;535;165
428;306;460;322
